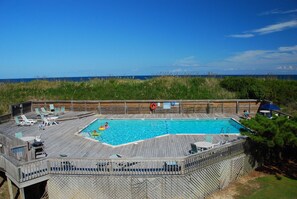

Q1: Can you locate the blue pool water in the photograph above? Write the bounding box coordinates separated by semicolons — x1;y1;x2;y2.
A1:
80;119;245;146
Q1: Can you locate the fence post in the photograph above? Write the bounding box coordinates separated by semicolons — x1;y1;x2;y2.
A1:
71;100;73;111
248;102;251;113
124;101;127;114
98;102;101;114
9;105;13;118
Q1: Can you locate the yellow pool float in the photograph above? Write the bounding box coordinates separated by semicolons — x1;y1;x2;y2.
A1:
99;127;105;131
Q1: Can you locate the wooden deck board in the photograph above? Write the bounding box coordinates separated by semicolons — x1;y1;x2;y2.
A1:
0;112;241;159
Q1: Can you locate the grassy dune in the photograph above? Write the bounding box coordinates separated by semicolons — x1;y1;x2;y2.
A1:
0;77;235;115
1;76;296;115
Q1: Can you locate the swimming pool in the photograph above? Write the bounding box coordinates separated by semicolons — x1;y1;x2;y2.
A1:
80;118;245;146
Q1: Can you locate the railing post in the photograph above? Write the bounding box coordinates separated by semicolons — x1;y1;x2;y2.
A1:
180;160;185;175
47;159;51;174
18;167;23;182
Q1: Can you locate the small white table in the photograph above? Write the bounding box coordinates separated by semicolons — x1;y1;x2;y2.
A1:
20;136;36;142
193;141;215;151
259;110;271;117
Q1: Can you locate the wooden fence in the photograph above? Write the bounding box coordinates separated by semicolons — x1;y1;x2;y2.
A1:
25;99;261;115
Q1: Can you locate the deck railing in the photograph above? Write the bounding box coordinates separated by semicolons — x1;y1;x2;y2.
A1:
0;140;246;184
0;133;30;161
0;154;23;182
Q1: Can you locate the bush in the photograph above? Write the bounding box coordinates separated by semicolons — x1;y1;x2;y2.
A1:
241;115;297;164
220;77;297;114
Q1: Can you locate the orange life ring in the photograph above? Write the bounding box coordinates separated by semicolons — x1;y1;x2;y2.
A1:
150;103;157;110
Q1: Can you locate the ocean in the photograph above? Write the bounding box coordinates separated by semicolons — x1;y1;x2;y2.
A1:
0;74;297;83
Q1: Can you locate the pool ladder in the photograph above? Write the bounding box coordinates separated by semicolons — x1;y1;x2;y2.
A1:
165;120;169;133
220;127;230;134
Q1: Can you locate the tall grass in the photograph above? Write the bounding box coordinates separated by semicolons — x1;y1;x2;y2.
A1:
0;77;235;114
1;76;296;115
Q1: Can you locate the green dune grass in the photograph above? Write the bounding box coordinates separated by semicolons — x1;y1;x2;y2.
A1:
1;76;297;115
0;77;235;115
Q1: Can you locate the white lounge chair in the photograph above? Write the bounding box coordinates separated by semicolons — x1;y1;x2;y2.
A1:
41;115;58;126
14;116;32;126
41;107;53;115
35;108;49;116
20;115;37;125
41;115;50;126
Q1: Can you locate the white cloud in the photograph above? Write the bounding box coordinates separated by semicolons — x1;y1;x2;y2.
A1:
226;50;270;62
169;45;297;74
227;45;297;63
282;9;297;14
278;45;297;52
260;9;297;15
229;20;297;38
276;65;297;71
206;44;297;73
173;56;199;67
228;33;254;38
252;20;297;34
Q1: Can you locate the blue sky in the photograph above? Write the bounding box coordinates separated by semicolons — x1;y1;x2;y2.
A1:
0;0;297;78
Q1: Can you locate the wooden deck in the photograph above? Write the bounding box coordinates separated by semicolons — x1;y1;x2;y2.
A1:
0;112;241;159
